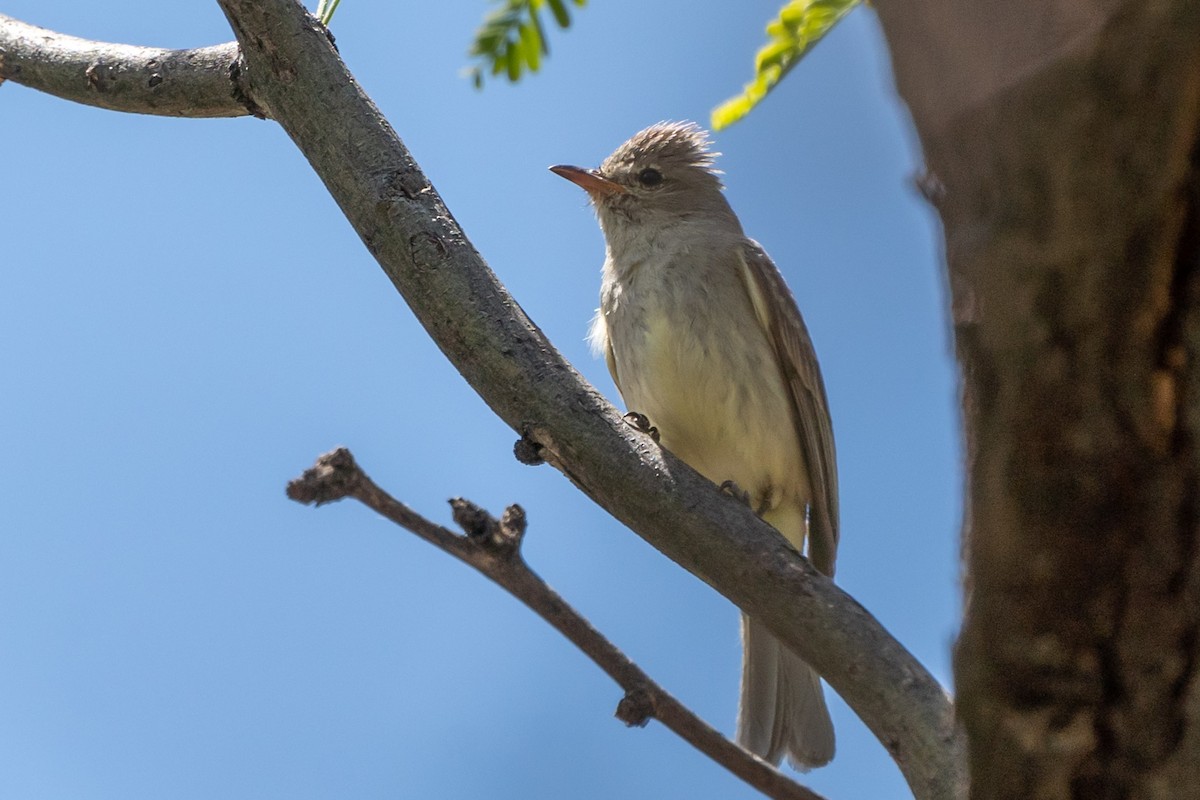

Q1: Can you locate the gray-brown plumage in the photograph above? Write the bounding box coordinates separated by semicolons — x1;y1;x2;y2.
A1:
552;121;838;769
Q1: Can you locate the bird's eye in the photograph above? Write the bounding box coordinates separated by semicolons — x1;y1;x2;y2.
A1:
637;167;664;188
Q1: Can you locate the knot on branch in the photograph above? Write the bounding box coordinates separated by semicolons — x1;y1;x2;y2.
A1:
409;231;447;264
84;61;113;92
914;169;946;209
287;447;362;505
380;167;430;202
615;685;656;728
513;429;545;466
449;498;526;554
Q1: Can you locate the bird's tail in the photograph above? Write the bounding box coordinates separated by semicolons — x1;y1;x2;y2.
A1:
736;614;835;770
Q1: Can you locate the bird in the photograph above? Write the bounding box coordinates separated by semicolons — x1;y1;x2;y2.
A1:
550;121;839;770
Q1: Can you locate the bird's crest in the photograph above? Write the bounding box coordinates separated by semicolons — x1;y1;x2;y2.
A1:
602;121;722;177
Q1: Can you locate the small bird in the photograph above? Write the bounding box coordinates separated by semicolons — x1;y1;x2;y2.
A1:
551;122;839;770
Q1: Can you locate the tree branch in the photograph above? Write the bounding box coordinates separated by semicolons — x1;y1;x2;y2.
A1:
209;2;963;797
2;4;966;797
286;447;829;800
0;13;253;117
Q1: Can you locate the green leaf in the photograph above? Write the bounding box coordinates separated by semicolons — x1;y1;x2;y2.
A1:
467;0;585;87
519;16;542;71
546;0;571;28
711;0;861;130
505;44;521;81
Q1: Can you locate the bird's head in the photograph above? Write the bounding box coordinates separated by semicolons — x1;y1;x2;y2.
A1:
551;121;736;233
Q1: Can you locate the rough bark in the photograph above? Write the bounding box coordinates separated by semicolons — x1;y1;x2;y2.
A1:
0;14;250;117
874;1;1200;797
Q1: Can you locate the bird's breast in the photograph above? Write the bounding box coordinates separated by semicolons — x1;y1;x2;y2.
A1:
599;254;809;519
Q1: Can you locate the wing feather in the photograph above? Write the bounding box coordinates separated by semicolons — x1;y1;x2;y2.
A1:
737;242;839;576
588;305;622;394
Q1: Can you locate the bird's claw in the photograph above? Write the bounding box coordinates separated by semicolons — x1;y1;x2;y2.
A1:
623;411;660;442
719;480;753;508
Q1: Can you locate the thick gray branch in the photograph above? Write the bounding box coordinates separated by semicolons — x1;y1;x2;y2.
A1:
208;1;963;797
0;13;252;117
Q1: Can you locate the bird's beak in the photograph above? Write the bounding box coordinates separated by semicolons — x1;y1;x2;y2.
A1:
549;164;627;197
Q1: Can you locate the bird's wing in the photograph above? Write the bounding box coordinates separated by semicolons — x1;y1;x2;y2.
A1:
737;241;839;577
604;334;620;396
589;307;622;396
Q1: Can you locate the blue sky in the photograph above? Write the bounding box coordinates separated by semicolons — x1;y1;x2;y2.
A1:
1;2;960;798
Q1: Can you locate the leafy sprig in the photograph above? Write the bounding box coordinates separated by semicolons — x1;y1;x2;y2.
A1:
467;0;586;88
711;0;861;130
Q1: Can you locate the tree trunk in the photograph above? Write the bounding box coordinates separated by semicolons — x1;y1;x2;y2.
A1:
874;1;1200;797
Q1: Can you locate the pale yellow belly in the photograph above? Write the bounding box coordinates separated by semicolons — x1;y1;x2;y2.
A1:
612;310;811;547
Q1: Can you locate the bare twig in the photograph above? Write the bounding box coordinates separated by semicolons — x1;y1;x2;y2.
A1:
0;13;253;117
287;448;828;800
3;4;965;797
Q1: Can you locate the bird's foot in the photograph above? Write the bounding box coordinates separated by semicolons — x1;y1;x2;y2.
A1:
623;411;660;442
719;480;752;508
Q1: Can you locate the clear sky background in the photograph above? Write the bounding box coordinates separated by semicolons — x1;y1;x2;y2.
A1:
1;2;961;798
